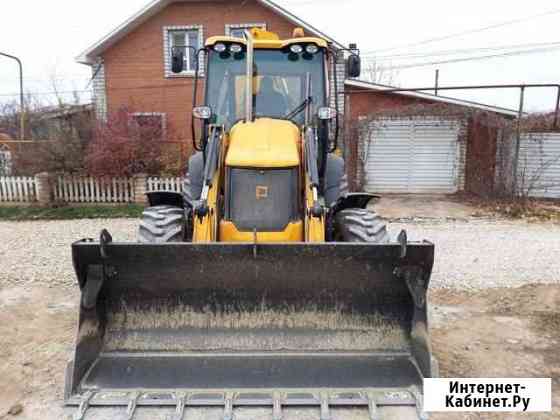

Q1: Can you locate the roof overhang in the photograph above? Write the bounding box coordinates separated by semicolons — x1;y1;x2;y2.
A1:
345;79;519;117
76;0;344;65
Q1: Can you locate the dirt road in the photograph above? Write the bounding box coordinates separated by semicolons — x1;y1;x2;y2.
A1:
0;218;558;419
1;283;558;420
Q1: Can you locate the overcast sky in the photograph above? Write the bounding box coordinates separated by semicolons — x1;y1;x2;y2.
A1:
1;0;559;112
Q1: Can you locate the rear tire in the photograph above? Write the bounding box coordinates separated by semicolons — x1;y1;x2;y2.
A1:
183;152;203;209
138;205;185;243
182;175;197;209
182;152;203;242
334;208;390;243
182;174;198;242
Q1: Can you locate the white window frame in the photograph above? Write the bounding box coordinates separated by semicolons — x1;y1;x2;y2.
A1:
225;23;267;39
0;144;12;176
130;113;167;139
163;25;204;78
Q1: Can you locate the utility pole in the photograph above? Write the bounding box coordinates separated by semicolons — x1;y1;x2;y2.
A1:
0;52;25;140
434;69;439;96
554;86;560;129
512;86;526;196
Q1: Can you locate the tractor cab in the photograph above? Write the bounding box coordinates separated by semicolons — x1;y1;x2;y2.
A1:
170;28;362;242
171;27;360;148
203;30;330;128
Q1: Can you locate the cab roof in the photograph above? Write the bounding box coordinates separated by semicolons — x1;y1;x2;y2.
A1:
205;36;329;50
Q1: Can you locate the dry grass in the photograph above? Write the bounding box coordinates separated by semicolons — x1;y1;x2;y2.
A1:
453;193;560;222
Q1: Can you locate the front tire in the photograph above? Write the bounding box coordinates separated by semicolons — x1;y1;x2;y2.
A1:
138;205;185;243
334;208;390;243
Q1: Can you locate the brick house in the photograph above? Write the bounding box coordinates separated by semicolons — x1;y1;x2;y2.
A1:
76;0;346;150
77;0;518;195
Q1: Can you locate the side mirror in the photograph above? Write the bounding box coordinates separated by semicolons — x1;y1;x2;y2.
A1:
193;106;212;120
346;54;361;78
171;50;184;74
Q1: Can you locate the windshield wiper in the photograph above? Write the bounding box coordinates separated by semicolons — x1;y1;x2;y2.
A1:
284;72;313;122
284;96;313;120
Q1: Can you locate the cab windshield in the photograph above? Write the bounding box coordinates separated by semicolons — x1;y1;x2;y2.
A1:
205;48;326;128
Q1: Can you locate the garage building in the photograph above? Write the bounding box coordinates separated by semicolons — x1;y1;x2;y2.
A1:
344;80;518;195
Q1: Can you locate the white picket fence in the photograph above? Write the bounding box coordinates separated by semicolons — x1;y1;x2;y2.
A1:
0;175;187;204
0;176;37;202
54;176;134;203
147;177;183;193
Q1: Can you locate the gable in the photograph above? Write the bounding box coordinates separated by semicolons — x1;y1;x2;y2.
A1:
77;0;343;64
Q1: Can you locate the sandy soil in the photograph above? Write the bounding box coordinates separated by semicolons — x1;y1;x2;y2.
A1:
429;285;560;420
0;283;558;420
374;194;481;221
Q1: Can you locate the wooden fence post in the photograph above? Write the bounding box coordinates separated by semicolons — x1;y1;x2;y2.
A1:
133;173;148;205
35;172;52;206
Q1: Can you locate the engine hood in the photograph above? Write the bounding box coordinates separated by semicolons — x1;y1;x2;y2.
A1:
226;118;301;168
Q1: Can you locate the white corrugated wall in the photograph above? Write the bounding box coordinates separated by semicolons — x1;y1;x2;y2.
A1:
360;118;463;194
517;132;560;198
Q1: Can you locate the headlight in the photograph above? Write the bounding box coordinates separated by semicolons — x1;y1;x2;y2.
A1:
306;44;319;54
213;43;227;53
230;44;243;53
193;106;212;120
290;44;303;54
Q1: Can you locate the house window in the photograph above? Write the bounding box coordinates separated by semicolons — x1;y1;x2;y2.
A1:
0;145;12;176
131;113;166;141
226;23;267;39
163;25;203;77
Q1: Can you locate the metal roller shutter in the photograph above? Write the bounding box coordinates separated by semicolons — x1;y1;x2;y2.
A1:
363;118;461;193
518;133;560;198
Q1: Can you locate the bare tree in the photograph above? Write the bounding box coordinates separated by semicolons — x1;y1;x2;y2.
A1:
516;132;560;199
361;59;400;86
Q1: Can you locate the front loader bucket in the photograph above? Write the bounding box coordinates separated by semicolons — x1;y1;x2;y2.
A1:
65;231;435;419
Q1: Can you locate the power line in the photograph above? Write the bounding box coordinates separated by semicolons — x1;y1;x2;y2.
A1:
0;76;90;82
362;8;560;55
280;0;344;6
0;90;91;97
0;80;199;97
368;45;560;71
1;45;558;97
362;41;560;60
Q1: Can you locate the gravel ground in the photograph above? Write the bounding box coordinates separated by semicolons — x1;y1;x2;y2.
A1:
0;219;138;288
389;219;560;289
1;218;559;420
0;218;559;290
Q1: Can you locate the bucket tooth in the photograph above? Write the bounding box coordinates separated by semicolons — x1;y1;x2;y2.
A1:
171;392;187;420
125;391;139;420
367;392;380;420
223;392;234;420
411;386;429;420
320;392;331;420
272;392;283;420
72;391;93;420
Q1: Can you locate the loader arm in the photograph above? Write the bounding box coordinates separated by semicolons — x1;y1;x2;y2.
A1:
303;126;325;242
192;125;224;242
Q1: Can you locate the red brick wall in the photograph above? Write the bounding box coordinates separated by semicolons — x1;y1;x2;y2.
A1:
465;116;500;196
101;0;311;157
346;89;434;118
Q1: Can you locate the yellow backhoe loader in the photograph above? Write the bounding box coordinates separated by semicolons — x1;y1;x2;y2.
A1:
66;28;436;419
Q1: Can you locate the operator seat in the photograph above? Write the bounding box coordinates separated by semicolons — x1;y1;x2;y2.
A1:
256;77;289;117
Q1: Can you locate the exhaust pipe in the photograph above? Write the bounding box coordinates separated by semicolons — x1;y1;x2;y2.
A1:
245;29;254;122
